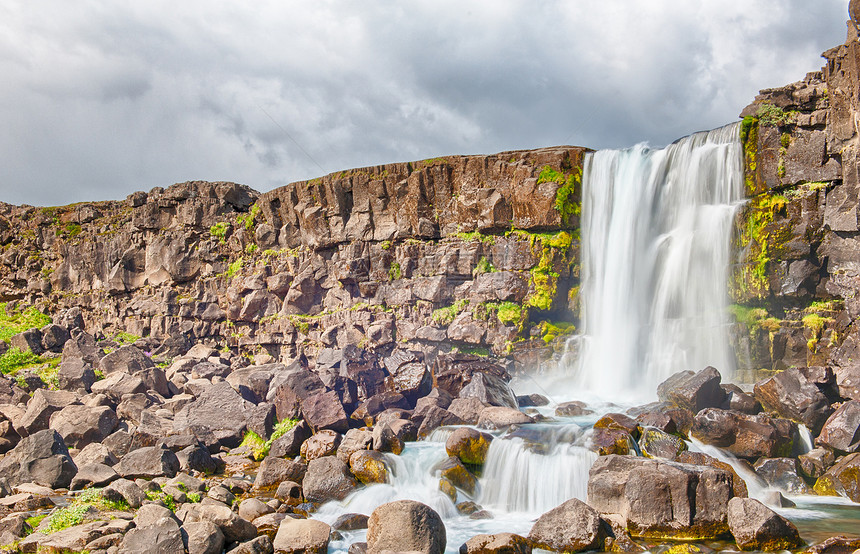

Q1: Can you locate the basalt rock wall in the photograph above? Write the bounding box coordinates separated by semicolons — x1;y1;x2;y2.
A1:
730;24;860;399
0;148;587;369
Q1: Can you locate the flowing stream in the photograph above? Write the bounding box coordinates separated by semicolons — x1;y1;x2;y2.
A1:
313;125;858;552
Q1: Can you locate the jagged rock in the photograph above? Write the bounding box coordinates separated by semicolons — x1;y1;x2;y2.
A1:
40;324;70;352
301;456;357;504
300;430;342;461
119;514;185;553
332;513;369;531
11;328;44;355
49;404;118;449
274;480;302;504
637;427;687;460
90;372;147;400
103;477;147;508
753;457;810;494
674;451;748;498
367;499;446;554
19;388;80;436
336;428;373;464
657;367;726;413
227;535;274;554
593;413;641;438
753;367;832;434
447;397;487;424
272;518;331;554
690;408;797;459
476;406;534;430
721;384;761;414
253;457;306;491
114;446;180;479
817;400;860;453
446;427;493;465
587;454;733;539
301;390;349;432
268;420;312;458
459;372;518;409
371;421;402;454
727;497;804;551
589;428;636;456
416;405;465;438
433;353;511;398
0;429;77;489
69;462;118;489
98;345;154;375
352;391;411;425
798;447;836;479
813;452;860;501
528;498;604;553
174;381;255;448
433;456;477;495
180;503;258;543
184;521;226;554
56;358;96;392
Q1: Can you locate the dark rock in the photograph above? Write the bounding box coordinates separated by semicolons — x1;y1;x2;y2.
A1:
11;328;44;355
181;503;258;543
226;535;274;554
753;457;811;494
302;456;357;504
753;367;832;434
690;408;797;459
115;446;180;479
19;388;80;436
555;400;593;417
416;405;465;439
40;324;70;352
817;400;860;453
518;393;550;408
69;462;118;490
459;533;532;554
332;513;369;531
253;457;307;491
675;451;749;498
527;498;604;553
804;535;860;554
350;450;389;484
385;356;432;405
90;372;147;400
56;358;96;392
119;513;185;553
49;404;118;450
727;497;804;551
657;367;727;413
589;428;636;456
301;390;349;433
587;454;733;539
367;499;446;554
351;392;411;426
433;456;477;495
103;477;147;508
336;428;373;464
447;397;487;425
798;447;836;479
459;372;518;409
371;422;402;454
433;353;510;397
721;384;761;414
184;520;225;554
174;381;255;448
268;420;312;458
98;345;154;375
813;452;860;501
300;429;342;461
0;429;77;489
593;413;640;438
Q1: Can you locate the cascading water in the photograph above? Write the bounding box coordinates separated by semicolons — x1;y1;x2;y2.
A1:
570;123;745;401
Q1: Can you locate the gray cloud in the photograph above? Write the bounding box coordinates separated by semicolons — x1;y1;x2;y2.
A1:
0;0;848;206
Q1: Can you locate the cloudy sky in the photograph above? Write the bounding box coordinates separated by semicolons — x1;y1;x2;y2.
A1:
0;1;849;206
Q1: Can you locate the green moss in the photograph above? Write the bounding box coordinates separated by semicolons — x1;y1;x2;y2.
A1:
74;487;129;512
453;230;496;245
245;243;259;255
756;102;798;127
239;419;300;461
226;257;244;279
473;256;496;276
145;489;176;511
432;299;470;325
731;192;789;299
537;166;583;223
495;301;524;326
540;320;575;344
741;117;759;195
186;491;201;503
388;261;402;281
210;221;229;244
380;240;392;250
113;331;141;345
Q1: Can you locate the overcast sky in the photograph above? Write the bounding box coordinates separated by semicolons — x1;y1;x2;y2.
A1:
0;1;849;206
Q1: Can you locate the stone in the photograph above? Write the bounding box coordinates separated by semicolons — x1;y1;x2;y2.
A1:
352;392;412;425
90;372;147;400
593;413;640;438
527;498;604;553
253;457;307;491
637;427;687;460
589;428;636;456
385;357;432;405
253;512;288;540
119;515;185;554
366;499;446;554
300;430;342;461
447;397;488;424
587;454;733;539
268;420;312;458
727;497;804;551
349;450;389;484
446;427;493;465
753;457;811;494
272;518;331;554
56;358;96;392
98;344;154;375
332;513;369;531
0;429;77;489
433;456;478;495
753;367;832;434
416;405;465;439
19;388;80;436
11;328;43;355
371;421;403;454
274;480;302;504
798;447;836;479
674;451;749;498
458;372;518;409
657;367;727;413
114;446;180;479
690;408;796;459
103;477;147;508
336;428;373;464
555;400;593;417
181;503;258;543
459;533;532;554
302;456;357;504
69;462;118;490
813;452;860;501
301;390;349;433
49;404;118;450
227;535;274;554
817;400;860;453
40;324;70;352
804;535;860;554
476;406;534;430
173;381;256;448
184;520;226;554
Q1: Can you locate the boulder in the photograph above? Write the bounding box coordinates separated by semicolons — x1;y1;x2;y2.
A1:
384;354;432;404
272;518;331;554
0;429;77;489
476;406;534;430
753;367;832;434
727;497;804;551
119;515;185;553
804;535;860;554
49;404;118;450
253;457;307;491
433;353;511;397
301;390;349;433
813;452;860;501
11;328;43;355
417;406;465;439
302;456;357;504
527;498;604;553
657;367;727;413
366;499;446;554
587;454;733;539
184;520;226;554
332;513;369;531
433;456;478;495
753;457;810;494
300;430;342;461
674;451;748;498
40;324;70;352
589;428;636;456
817;400;860;453
459;533;532;554
798;447;836;479
690;408;796;459
173;381;255;448
447;397;488;425
337;428;373;464
56;358;96;392
446;427;493;465
90;372;147;400
555;400;593;417
269;420;312;458
637;427;687;460
103;477;147;508
114;446;180;479
352;392;411;426
350;450;389;484
459;372;518;409
371;421;403;454
19;389;80;436
593;413;640;438
69;462;118;490
180;503;258;543
228;536;274;554
238;497;273;522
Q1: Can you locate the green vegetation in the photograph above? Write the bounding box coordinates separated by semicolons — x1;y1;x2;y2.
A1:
389;262;402;281
0;347;43;375
380;240;392;250
186;491;201;503
756;102;798;127
732;192;789;299
56;222;82;238
495;301;524;326
741;116;760;195
539;320;576;344
245;243;259;255
453;230;496;245
210;221;229;244
145;489;176;511
236;203;262;231
239;419;300;461
537;165;583;222
226;257;244;279
432;299;470;325
42;488;129;534
473;256;496;276
113;331;141;346
0;303;52;342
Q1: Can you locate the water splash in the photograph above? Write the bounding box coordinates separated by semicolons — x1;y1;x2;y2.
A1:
570;124;744;401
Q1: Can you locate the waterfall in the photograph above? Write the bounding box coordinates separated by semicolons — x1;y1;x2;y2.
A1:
570;123;744;401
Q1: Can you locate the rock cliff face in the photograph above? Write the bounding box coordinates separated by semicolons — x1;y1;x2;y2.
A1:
0;148;586;370
730;24;860;399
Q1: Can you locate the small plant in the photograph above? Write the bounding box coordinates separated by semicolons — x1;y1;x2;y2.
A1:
0;347;44;375
431;299;470;325
495;301;523;326
239;419;299;461
186;491;201;503
389;262;402;281
245;244;259;255
210;222;229;244
113;331;141;345
756;102;797;127
145;489;176;511
43;504;90;534
380;240;392;250
236;203;262;231
226;258;244;279
473;256;496;276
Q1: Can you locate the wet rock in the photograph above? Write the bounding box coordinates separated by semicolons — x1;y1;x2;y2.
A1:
593;413;640;439
476;406;533;430
727;497;804;551
272;518;331;554
804;535;860;554
384;354;432;404
589;428;636;456
798;447;836;479
587;454;733;539
433;456;478;495
253;457;307;491
332;513;369;531
0;429;77;489
371;422;402;454
336;428;373;463
459;533;533;554
816;400;860;453
416;405;465;438
690;408;796;459
446;427;494;465
447;397;487;425
674;451;748;498
302;456;357;503
813;452;860;501
49;404;118;450
753;457;811;494
459;372;518;409
349;450;389;484
352;392;411;426
638;427;687;460
433;353;511;397
753;367;832;434
527;498;604;553
366;499;446;554
555;400;593;417
657;367;727;413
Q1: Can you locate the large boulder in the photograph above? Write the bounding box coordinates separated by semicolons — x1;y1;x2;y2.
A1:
114;446;180;479
656;367;726;413
432;353;511;397
174;381;256;448
98;345;154;375
184;521;225;554
19;389;80;436
587;454;733;539
366;500;446;554
813;452;860;501
302;456;357;504
753;367;832;434
49;404;118;450
458;372;518;409
446;427;493;465
272;518;330;554
459;533;532;554
690;408;797;459
180;503;258;543
0;429;77;489
527;498;604;553
301;390;349;433
476;407;533;430
56;358;96;392
727;497;804;551
253;457;307;491
816;400;860;453
753;457;810;494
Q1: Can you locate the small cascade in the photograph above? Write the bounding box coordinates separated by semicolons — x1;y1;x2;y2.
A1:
571;123;744;401
478;424;596;513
